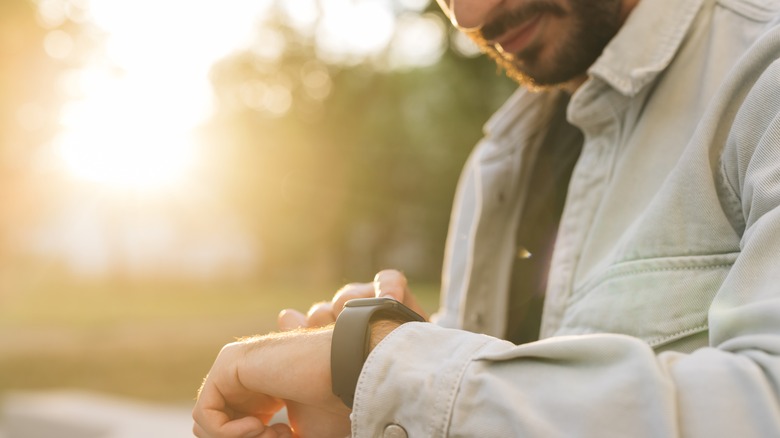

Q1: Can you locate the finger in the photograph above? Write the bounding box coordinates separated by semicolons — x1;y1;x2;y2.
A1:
277;309;308;331
194;410;266;438
269;423;293;438
255;423;292;438
306;301;336;327
193;419;266;438
374;269;429;320
373;269;409;301
192;383;230;430
194;381;267;438
332;283;374;315
193;422;207;437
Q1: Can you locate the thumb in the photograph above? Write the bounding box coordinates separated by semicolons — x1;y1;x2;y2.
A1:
277;309;308;331
268;423;293;438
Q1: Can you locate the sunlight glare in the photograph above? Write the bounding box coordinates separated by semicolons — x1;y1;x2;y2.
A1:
49;0;440;191
56;84;197;190
50;0;273;192
316;0;396;64
279;0;319;35
388;13;446;69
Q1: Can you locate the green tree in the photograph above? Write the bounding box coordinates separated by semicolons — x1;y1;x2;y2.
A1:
206;3;516;286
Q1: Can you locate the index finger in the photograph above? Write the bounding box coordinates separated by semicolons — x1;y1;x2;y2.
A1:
332;283;374;315
373;270;409;301
193;381;266;438
374;269;429;320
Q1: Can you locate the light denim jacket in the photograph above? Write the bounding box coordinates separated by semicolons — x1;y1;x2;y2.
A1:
352;0;780;436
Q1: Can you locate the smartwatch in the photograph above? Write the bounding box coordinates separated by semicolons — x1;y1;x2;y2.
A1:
330;297;425;408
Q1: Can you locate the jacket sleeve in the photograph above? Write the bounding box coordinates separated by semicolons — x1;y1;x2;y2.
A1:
349;50;780;438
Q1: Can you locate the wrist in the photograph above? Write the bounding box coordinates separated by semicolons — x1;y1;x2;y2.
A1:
236;327;338;406
331;297;425;408
368;319;403;353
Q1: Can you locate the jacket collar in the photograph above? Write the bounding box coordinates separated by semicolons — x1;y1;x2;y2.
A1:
484;0;707;138
589;0;706;97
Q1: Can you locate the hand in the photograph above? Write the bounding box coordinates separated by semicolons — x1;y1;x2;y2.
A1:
192;328;351;438
277;269;429;331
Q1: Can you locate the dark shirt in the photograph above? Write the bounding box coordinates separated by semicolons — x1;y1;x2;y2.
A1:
505;95;583;345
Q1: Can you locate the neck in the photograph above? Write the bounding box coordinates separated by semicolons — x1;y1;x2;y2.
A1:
563;0;641;94
561;75;587;94
620;0;641;24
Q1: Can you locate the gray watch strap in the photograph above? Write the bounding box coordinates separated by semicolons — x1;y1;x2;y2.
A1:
330;297;424;408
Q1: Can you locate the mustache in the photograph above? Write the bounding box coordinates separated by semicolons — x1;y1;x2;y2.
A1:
480;1;566;41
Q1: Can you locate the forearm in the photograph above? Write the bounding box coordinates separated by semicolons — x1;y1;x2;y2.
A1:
233;327;347;410
353;322;780;437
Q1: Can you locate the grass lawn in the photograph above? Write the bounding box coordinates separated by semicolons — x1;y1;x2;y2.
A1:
0;273;439;404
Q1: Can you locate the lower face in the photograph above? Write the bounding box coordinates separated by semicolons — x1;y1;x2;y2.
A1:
467;0;624;88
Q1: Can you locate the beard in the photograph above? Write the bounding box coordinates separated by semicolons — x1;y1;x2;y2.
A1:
465;0;624;89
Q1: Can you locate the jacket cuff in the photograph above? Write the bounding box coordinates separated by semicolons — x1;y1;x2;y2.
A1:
350;322;492;437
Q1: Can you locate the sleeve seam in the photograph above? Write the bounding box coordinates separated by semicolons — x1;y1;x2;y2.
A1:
438;336;495;438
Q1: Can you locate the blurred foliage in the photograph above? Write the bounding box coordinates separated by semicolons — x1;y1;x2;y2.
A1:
0;267;440;401
204;4;516;285
0;0;516;285
0;0;59;268
0;0;517;402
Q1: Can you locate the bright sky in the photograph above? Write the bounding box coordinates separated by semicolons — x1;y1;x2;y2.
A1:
38;0;444;194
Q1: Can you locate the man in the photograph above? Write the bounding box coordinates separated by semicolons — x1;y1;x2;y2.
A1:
193;0;780;436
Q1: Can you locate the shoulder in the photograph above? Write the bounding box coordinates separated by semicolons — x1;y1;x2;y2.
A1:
719;25;780;217
728;26;780;152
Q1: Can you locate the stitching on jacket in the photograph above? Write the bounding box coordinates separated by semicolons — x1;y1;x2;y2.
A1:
575;262;734;298
717;156;747;234
600;263;733;281
568;259;736;308
720;156;743;206
647;324;709;347
353;325;422;436
440;337;493;438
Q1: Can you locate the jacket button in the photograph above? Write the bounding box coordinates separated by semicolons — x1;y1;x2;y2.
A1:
382;424;408;438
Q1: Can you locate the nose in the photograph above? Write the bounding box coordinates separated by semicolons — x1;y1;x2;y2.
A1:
437;0;502;29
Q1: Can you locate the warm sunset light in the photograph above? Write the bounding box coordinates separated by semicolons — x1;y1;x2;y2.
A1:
49;0;274;192
1;0;519;432
44;0;442;193
54;79;199;191
17;0;458;279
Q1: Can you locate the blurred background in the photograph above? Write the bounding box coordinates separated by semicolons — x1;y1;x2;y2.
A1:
0;0;515;433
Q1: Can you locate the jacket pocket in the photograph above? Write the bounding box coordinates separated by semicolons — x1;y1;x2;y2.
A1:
555;253;739;349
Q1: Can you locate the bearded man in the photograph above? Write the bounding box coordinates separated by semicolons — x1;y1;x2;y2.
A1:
193;0;780;436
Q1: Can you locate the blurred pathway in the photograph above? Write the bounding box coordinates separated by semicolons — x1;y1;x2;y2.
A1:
0;390;194;438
